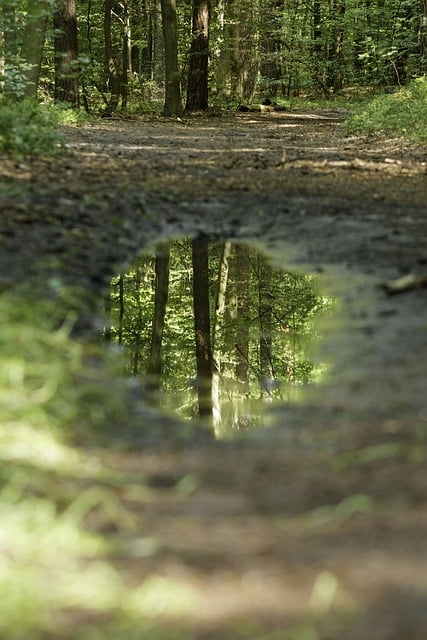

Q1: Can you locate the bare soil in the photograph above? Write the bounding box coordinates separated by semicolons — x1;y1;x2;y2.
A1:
1;110;427;638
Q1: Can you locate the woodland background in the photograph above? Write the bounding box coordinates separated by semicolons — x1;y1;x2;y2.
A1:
1;0;426;116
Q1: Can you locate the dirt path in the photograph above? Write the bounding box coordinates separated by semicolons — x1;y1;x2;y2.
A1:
1;111;427;638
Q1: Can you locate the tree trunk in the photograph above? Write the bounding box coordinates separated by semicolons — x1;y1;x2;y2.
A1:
185;0;210;111
312;0;329;95
153;0;165;84
260;1;284;99
192;239;213;420
258;255;275;398
147;243;171;386
229;0;259;103
235;243;250;388
160;0;183;115
18;0;50;99
211;241;232;431
212;0;228;95
121;1;131;109
326;0;345;93
104;0;121;113
118;273;124;345
421;0;427;75
1;1;18;96
53;0;79;106
132;266;143;375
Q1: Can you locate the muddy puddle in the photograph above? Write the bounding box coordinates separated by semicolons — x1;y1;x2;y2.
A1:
103;239;335;437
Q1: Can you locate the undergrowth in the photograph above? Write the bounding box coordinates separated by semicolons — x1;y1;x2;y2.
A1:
343;77;427;141
0;99;90;156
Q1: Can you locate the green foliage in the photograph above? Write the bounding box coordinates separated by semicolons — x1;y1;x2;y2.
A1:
0;288;200;638
0;98;93;155
343;77;427;141
107;242;332;428
0;99;64;156
3;0;425;113
1;293;90;439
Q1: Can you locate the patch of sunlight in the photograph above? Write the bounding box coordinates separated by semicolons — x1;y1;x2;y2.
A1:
309;571;341;614
126;576;201;619
0;423;80;470
0;492;121;639
309;571;356;626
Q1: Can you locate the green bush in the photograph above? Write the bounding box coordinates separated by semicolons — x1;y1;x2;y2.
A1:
0;99;65;156
343;77;427;141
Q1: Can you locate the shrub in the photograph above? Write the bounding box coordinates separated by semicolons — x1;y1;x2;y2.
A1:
0;99;64;156
343;77;427;141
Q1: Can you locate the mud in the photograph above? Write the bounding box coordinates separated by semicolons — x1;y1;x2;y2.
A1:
1;110;427;638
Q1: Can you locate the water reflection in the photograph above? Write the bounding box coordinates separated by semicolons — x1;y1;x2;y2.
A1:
105;239;332;436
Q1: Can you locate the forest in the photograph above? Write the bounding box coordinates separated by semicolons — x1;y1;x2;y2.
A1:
0;0;426;117
106;240;331;434
1;2;427;640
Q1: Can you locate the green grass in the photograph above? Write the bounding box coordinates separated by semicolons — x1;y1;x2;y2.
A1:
0;287;368;639
0;289;200;639
343;77;427;141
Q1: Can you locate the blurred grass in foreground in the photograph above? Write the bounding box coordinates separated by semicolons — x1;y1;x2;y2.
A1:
0;290;368;639
0;290;198;639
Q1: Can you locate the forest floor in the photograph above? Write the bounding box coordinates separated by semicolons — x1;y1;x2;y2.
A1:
1;109;427;638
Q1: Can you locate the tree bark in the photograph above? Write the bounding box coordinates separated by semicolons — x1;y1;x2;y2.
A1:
121;1;131;109
147;243;171;385
229;0;259;103
421;0;427;75
211;241;232;431
258;255;275;398
185;0;210;111
192;238;213;420
235;243;250;388
104;0;121;112
160;0;183;115
1;1;18;95
18;0;50;99
326;0;345;93
54;0;79;106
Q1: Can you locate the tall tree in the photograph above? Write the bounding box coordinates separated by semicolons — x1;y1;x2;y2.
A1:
422;0;427;74
230;0;260;102
235;243;250;389
160;0;183;115
185;0;210;111
192;238;213;420
326;0;346;92
257;255;275;398
54;0;79;106
104;0;121;112
121;0;131;109
2;0;50;99
140;0;165;85
211;241;232;431
147;243;171;386
1;0;18;96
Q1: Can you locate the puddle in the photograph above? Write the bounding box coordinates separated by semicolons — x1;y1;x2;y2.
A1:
104;239;333;437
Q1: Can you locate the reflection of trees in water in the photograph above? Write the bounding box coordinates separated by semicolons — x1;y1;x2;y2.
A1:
105;240;332;434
